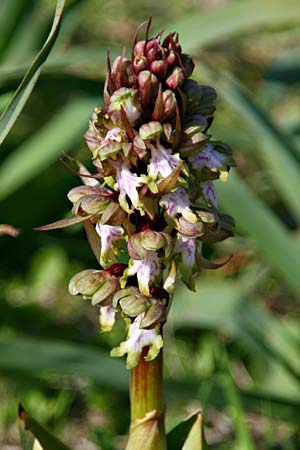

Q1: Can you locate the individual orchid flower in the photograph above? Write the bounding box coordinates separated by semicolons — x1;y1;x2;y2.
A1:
95;223;124;267
122;250;160;296
147;142;181;189
174;234;202;290
99;305;116;333
189;142;236;181
114;159;144;213
111;314;163;369
160;186;197;223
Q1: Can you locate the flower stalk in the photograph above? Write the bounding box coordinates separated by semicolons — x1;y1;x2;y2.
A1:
127;349;166;450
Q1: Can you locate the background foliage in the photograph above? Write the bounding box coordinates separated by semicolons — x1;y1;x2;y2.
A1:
1;0;300;449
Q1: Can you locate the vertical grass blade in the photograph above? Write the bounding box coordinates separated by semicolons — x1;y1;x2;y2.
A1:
0;0;65;147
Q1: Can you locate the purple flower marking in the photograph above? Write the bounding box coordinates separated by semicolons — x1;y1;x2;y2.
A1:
96;223;124;265
201;181;218;208
115;160;143;211
104;127;124;144
160;186;190;217
189;143;227;170
175;234;196;268
127;250;160;296
148;143;180;179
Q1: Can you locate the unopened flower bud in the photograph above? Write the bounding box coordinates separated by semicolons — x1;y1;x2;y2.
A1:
177;217;204;238
111;57;135;88
73;194;110;216
133;55;147;73
138;70;158;105
69;269;105;297
150;59;167;79
140;298;167;329
167;50;177;66
145;38;161;63
139;121;163;140
166;66;185;90
113;287;150;317
162;89;177;121
133;40;145;58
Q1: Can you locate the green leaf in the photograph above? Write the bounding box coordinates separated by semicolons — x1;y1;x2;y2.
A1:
18;405;72;450
0;97;98;202
166;0;300;52
167;411;206;450
0;0;65;146
217;173;300;295
198;64;300;223
182;413;207;450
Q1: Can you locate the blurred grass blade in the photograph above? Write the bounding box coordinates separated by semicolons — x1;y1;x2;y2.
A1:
199;65;300;222
167;412;205;450
19;405;72;450
0;0;65;146
0;336;128;390
166;0;300;52
0;0;28;58
222;374;255;450
217;174;300;294
0;97;98;201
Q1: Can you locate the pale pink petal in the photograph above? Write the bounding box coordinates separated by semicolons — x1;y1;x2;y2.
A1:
126;251;159;296
95;223;124;266
115;160;144;212
160;186;190;217
148;143;180;179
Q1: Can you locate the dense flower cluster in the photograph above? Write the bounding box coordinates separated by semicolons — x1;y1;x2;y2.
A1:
40;21;235;368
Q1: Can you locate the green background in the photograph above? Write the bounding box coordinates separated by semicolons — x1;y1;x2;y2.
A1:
0;0;300;449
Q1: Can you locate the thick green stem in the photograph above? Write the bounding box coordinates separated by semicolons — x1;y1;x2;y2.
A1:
126;348;167;450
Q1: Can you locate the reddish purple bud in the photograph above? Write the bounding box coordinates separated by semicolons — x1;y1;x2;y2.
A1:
162;89;177;121
138;70;159;105
167;50;177;66
133;55;147;73
133;40;145;57
166;66;185;90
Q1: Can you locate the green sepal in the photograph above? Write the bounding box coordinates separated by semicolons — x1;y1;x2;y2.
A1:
166;411;208;450
18;405;73;450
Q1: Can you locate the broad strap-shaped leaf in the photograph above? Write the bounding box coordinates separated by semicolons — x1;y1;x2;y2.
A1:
166;0;300;52
18;405;72;450
0;0;65;146
167;411;207;450
34;214;93;231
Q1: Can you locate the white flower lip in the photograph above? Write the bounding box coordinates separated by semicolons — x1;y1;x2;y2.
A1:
111;314;163;369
